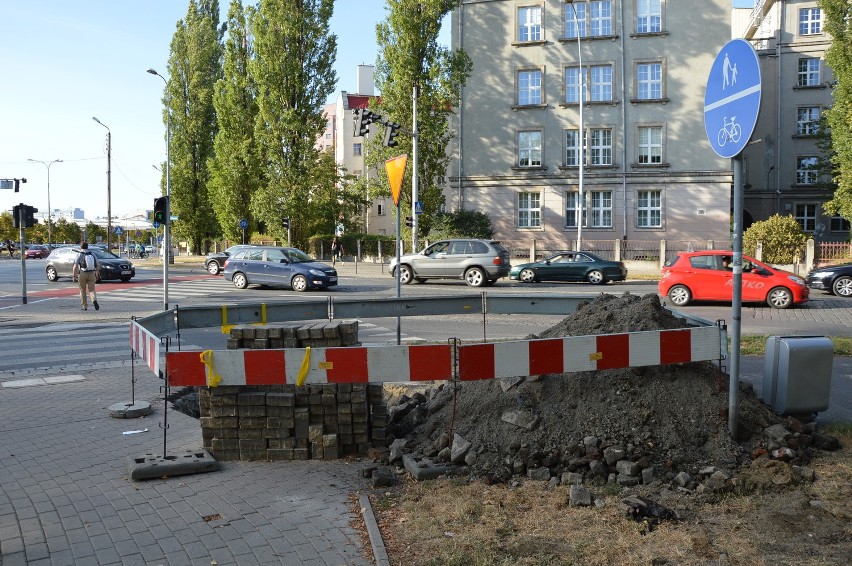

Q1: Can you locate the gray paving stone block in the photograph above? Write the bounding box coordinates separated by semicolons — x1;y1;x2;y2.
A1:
126;449;220;480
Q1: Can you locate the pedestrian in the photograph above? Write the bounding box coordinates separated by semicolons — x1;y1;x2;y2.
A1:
331;236;343;266
72;242;99;311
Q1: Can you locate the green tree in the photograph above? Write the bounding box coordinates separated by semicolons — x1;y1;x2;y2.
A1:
209;0;263;243
249;0;338;249
163;0;224;254
85;222;106;245
0;211;15;243
53;218;81;244
743;214;809;264
368;0;471;244
822;0;852;225
429;209;494;239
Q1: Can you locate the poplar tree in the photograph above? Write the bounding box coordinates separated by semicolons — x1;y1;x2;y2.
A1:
822;0;852;223
369;0;471;240
249;0;337;247
163;0;224;254
208;0;261;243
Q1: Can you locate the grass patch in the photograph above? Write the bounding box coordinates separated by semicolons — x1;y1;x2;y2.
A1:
733;335;852;356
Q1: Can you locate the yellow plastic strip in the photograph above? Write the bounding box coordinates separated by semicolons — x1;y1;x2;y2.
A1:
256;303;267;325
296;347;312;386
200;350;222;387
221;305;235;334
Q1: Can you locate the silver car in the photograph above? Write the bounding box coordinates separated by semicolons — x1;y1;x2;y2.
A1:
389;239;511;287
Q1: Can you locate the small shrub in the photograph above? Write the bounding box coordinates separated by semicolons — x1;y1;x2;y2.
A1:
743;214;808;264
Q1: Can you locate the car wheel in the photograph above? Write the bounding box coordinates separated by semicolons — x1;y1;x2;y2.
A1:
587;270;606;285
291;274;308;292
120;277;131;282
232;272;248;289
667;285;692;306
465;267;486;287
767;287;793;309
519;268;536;283
46;266;58;282
414;277;426;284
399;265;414;285
832;276;852;297
207;261;221;275
482;279;497;287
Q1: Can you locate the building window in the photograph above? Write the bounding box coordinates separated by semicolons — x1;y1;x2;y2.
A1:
377;203;386;216
589;128;612;166
796;107;820;135
518;130;542;167
565;191;584;228
795;204;817;232
565;1;612;38
518;69;542;105
830;215;850;232
799;8;822;35
637;189;662;228
796;156;818;184
518;192;541;228
590;65;613;101
353;143;362;156
518;6;542;42
590;190;613;227
565;129;581;166
797;58;820;86
565;67;585;103
637;0;662;34
637;62;662;99
638;126;662;164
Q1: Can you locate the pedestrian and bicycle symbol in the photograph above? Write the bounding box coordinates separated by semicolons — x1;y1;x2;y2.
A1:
704;39;761;159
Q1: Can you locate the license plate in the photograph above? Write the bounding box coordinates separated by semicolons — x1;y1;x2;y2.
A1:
121;270;131;275
329;276;337;282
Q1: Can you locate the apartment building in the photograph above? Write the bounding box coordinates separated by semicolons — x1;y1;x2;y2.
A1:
449;0;733;251
736;0;847;242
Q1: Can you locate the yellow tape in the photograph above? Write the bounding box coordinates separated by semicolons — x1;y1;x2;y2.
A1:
589;352;603;361
200;350;222;387
296;347;312;386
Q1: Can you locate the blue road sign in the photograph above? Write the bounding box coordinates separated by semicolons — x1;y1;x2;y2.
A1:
414;201;423;215
136;230;142;237
704;39;761;159
152;221;160;229
114;226;123;235
239;218;248;230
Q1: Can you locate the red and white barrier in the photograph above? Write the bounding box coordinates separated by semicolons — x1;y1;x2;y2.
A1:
130;320;160;376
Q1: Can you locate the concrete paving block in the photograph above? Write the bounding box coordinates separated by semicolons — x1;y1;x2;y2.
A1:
108;401;153;419
126;449;220;480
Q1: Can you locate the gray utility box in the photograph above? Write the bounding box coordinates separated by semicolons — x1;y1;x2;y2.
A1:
762;336;833;415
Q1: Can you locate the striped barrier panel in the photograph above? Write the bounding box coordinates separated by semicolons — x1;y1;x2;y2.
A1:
130;320;161;376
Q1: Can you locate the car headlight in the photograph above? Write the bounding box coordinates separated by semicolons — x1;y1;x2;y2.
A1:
309;269;325;277
788;275;806;286
809;271;831;278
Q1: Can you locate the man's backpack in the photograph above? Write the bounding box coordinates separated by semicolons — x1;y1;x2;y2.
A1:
78;252;96;271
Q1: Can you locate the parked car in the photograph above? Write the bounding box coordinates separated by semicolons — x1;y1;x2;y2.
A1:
223;246;337;291
510;251;627;284
806;261;852;297
658;251;808;309
144;245;155;254
389;239;511;287
24;244;50;259
206;244;253;275
45;247;135;282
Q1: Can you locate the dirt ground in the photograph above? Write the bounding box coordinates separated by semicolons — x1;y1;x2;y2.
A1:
366;293;851;565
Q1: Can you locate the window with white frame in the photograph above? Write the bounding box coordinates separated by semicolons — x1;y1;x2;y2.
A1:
590;128;612;165
518;192;542;228
565;67;586;103
565;191;585;228
518;130;542;167
637;0;662;34
590;190;613;227
590;65;613;101
796;156;818;184
799;8;822;35
796;106;820;135
564;1;586;38
518;6;542;42
353;143;362;156
377;203;386;216
638;126;662;164
830;215;850;231
565;129;582;166
637;62;662;99
795;203;817;232
564;1;612;38
590;1;613;35
637;189;662;228
798;58;820;86
518;69;542;105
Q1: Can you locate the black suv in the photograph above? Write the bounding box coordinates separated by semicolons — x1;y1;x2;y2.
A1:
205;245;253;275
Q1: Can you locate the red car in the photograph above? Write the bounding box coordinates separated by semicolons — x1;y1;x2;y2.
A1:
24;244;50;259
659;250;808;309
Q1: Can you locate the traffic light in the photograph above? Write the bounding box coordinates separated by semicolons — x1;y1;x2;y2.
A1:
12;204;20;228
353;109;380;137
14;178;26;192
24;205;38;228
282;217;290;230
405;216;414;228
383;122;401;147
153;196;168;225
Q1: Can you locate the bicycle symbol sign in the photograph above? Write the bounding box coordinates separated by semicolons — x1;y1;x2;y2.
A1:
704;39;761;159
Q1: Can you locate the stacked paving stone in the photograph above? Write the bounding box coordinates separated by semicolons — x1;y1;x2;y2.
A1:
197;321;389;461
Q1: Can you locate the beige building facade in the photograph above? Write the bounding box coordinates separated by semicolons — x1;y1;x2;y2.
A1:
735;0;848;242
449;0;734;252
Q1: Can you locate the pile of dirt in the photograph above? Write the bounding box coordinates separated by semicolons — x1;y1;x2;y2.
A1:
384;293;839;497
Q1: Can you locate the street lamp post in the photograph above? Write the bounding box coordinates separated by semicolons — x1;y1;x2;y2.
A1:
27;158;62;248
567;0;585;251
92;117;112;252
147;68;171;311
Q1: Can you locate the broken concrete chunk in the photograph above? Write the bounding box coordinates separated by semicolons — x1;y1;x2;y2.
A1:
499;376;525;392
450;434;472;464
569;485;593;507
501;409;540;430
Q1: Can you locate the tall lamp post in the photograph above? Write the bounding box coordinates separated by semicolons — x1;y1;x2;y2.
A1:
92;117;112;251
147;68;171;311
567;0;585;251
27;158;62;248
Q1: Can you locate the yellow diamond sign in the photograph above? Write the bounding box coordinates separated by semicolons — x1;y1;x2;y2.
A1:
384;154;408;207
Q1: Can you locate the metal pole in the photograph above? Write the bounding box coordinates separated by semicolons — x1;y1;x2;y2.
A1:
92;118;112;251
18;205;27;305
395;202;402;345
147;68;170;311
27;158;62;249
568;1;584;251
412;85;419;252
729;155;744;438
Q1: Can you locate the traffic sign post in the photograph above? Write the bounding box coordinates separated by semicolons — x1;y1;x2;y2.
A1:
239;218;248;245
705;38;762;439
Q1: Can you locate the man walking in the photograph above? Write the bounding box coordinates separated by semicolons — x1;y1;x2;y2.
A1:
72;242;99;311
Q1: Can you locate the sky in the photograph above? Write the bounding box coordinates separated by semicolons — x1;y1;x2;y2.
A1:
0;0;429;221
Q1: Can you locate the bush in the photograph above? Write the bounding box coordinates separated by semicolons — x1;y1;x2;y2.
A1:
743;214;808;264
428;209;494;240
